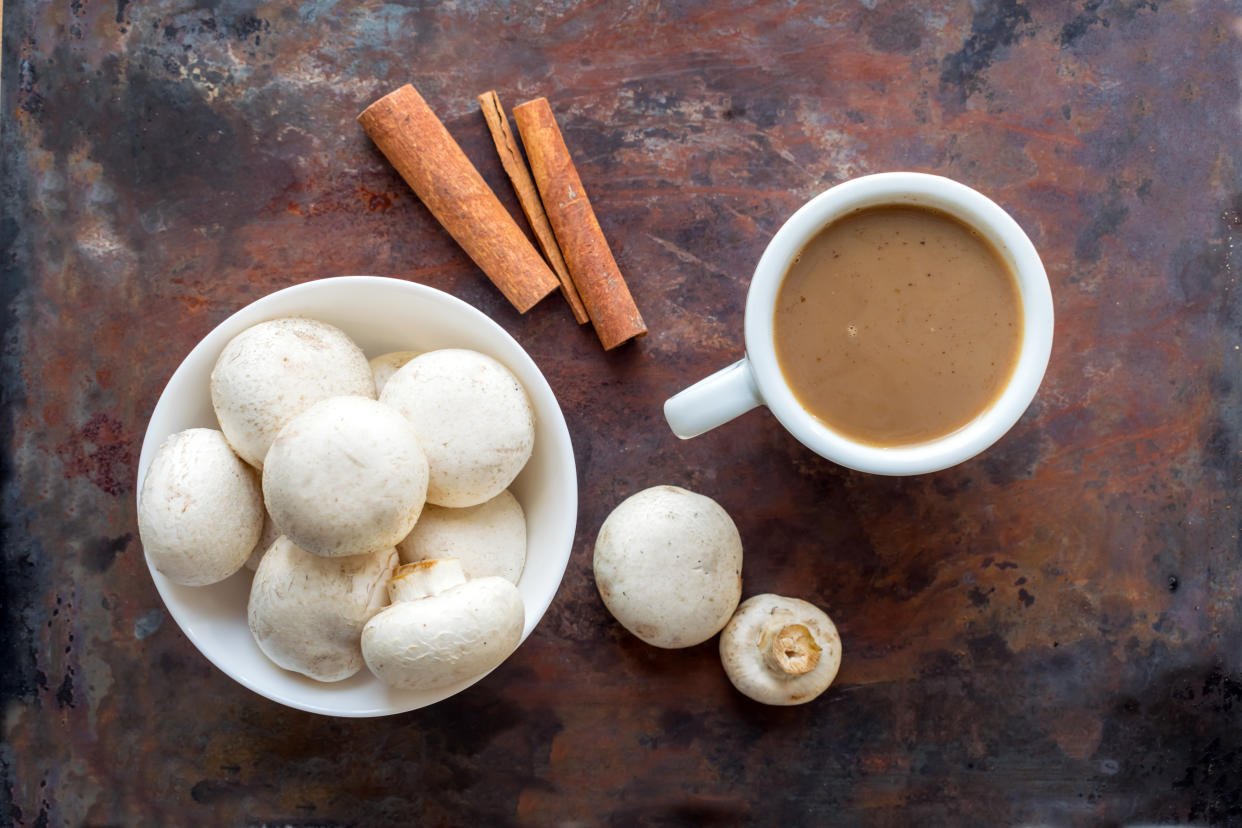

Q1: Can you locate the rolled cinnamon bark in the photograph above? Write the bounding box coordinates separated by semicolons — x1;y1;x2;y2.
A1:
512;97;647;349
479;90;589;324
358;85;559;313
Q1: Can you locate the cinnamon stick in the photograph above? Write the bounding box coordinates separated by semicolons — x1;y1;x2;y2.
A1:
358;84;559;313
478;90;589;324
512;97;647;349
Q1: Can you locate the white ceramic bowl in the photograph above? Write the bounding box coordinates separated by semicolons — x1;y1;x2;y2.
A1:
136;276;578;716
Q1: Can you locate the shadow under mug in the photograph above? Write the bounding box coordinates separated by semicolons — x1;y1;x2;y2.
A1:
663;172;1055;476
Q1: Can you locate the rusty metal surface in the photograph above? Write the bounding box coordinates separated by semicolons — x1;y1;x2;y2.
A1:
3;0;1242;824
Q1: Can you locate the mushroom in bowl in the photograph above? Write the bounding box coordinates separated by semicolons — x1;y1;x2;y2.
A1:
135;276;578;717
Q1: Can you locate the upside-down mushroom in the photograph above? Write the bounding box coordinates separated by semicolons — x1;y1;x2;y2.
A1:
719;594;842;706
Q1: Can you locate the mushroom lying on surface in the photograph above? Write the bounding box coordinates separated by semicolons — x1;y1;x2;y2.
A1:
368;350;420;396
263;395;429;558
137;428;263;586
396;489;526;584
592;485;743;648
379;349;534;508
361;558;525;691
248;536;398;682
719;594;842;706
210;317;375;468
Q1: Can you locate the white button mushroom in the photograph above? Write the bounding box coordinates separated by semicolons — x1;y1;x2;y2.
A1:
592;485;743;648
361;559;525;691
243;511;281;572
396;490;527;584
378;349;534;508
137;428;263;586
368;350;420;396
210;317;375;468
719;594;842;706
248;536;398;682
262;396;429;558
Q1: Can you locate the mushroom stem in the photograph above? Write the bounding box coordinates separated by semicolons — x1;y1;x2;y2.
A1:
388;558;467;603
760;623;821;677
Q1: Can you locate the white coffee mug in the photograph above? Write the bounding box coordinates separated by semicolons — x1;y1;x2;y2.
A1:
664;172;1054;476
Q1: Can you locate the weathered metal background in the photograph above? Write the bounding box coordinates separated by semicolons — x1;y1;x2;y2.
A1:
3;0;1241;824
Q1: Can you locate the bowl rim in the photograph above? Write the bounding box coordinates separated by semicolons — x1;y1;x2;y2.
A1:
136;276;578;716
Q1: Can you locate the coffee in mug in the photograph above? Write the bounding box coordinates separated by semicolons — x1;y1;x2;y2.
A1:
664;172;1053;476
772;204;1023;447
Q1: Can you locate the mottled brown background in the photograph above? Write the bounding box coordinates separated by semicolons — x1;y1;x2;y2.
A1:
3;0;1242;825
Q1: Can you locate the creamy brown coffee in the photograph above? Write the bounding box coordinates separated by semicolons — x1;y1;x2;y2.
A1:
773;204;1022;446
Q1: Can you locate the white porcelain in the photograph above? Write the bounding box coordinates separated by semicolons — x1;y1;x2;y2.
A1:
137;276;578;716
665;172;1054;475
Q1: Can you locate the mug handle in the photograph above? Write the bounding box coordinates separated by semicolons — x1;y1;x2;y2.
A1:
664;358;763;439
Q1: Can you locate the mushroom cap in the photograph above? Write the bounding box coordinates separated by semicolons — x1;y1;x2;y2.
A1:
361;574;525;691
210;317;375;468
719;594;842;706
592;485;743;648
263;396;429;558
248;536;398;682
396;489;526;584
378;349;534;508
243;511;281;572
137;428;263;586
368;350;420;396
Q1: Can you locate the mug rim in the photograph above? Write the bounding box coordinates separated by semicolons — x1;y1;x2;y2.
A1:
744;172;1054;475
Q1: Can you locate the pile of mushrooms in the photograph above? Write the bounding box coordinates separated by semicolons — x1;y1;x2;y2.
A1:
593;485;843;706
137;317;533;690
